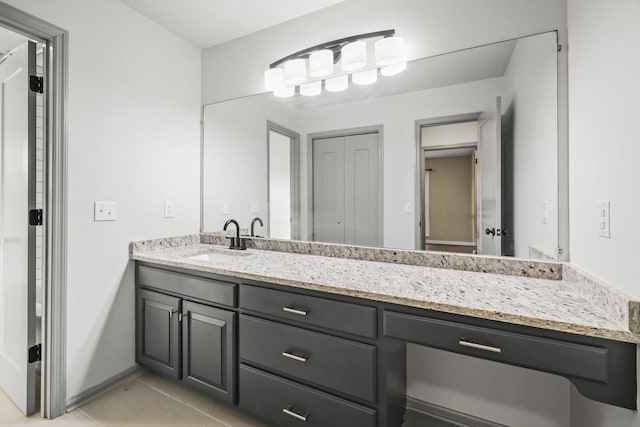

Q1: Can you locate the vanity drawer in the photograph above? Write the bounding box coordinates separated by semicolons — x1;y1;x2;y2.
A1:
240;315;376;402
138;265;236;307
383;311;608;382
240;285;377;338
239;365;376;427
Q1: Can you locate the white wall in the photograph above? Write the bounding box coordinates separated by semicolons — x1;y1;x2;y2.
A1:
421;121;477;148
4;0;201;402
503;33;559;258
202;0;567;104
567;0;640;424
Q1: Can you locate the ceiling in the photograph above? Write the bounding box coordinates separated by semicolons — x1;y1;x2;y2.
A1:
119;0;347;49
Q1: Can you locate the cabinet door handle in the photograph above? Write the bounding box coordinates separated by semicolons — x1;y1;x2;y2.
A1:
283;407;308;422
459;339;502;353
283;306;308;316
282;351;308;363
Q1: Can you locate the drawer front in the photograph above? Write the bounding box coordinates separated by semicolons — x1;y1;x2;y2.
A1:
138;265;236;307
383;311;608;382
240;284;376;338
239;365;376;427
240;315;376;402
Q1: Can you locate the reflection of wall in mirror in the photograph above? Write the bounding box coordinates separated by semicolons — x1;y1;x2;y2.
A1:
425;155;475;243
502;32;558;259
203;95;298;233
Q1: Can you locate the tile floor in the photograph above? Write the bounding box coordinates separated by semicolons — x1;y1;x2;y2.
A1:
0;371;274;427
0;370;451;426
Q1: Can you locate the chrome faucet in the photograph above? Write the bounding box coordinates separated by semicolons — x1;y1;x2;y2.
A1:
223;219;246;250
250;217;264;237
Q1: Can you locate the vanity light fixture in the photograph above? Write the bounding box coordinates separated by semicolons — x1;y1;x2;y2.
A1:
325;75;349;92
264;29;406;97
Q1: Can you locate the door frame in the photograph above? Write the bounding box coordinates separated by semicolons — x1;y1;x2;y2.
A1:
306;125;384;245
415;113;479;250
0;2;68;419
266;120;301;240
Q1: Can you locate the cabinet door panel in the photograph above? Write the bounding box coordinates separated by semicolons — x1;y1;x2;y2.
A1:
182;301;236;403
136;289;181;379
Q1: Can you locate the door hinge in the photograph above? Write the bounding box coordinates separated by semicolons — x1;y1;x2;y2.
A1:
29;209;43;226
28;344;41;363
29;76;43;94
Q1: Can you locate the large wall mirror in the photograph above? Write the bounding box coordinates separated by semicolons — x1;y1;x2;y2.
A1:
202;31;560;260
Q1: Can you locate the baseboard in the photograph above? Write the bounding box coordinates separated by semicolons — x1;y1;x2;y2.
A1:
66;364;142;411
406;397;508;427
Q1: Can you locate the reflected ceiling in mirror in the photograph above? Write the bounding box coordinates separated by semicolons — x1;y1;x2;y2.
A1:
202;32;559;260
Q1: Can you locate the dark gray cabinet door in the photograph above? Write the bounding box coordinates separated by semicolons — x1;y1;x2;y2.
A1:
136;289;181;379
182;301;236;403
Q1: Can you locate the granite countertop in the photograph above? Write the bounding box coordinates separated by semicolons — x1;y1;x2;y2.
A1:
131;243;640;344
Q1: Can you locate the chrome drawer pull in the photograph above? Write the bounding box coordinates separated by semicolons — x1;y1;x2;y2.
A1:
282;351;308;363
283;407;308;422
459;339;502;353
283;306;308;316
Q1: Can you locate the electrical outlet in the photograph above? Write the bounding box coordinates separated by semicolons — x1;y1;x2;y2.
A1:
542;201;549;224
94;201;117;221
250;201;260;213
164;201;174;218
598;200;610;238
223;201;230;215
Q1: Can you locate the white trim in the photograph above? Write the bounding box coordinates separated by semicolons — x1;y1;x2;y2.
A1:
65;365;141;411
425;239;476;246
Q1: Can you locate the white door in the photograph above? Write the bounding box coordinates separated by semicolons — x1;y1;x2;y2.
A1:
313;132;381;246
268;130;292;239
313;136;345;243
477;97;502;256
343;133;380;247
0;41;38;415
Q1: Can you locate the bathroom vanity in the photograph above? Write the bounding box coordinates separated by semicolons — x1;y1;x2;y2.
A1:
132;238;638;427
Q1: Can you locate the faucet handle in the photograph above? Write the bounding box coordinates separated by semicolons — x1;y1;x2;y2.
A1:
225;235;247;250
225;236;237;248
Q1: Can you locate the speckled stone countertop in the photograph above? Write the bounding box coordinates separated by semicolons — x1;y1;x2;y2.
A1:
131;242;640;344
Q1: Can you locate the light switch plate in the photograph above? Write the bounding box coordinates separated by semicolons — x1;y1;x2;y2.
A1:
250;201;260;214
94;201;117;221
598;200;610;238
164;201;174;218
223;201;230;215
404;202;412;213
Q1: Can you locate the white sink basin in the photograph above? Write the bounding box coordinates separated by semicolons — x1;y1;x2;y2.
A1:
185;247;252;263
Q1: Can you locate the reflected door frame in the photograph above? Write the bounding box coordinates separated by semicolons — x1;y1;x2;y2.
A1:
0;2;69;419
415;113;480;251
266;121;301;240
307;125;384;246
